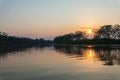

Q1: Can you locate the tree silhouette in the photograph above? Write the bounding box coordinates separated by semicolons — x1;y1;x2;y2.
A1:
0;31;52;46
94;25;113;39
54;31;86;44
112;24;120;39
94;24;120;40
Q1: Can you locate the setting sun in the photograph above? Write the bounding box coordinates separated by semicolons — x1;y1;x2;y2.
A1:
87;29;92;34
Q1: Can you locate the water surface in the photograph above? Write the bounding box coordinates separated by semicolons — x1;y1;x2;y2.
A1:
0;45;120;80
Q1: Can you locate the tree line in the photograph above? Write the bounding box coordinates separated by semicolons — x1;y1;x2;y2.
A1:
54;24;120;44
0;24;120;46
0;32;52;46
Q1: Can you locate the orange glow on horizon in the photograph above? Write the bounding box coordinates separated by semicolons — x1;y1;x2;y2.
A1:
87;29;93;34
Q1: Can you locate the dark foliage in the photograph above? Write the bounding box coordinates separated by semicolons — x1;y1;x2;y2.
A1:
94;24;120;39
54;24;120;44
0;31;53;46
54;31;86;44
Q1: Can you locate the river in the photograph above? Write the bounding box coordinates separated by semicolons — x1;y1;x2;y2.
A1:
0;45;120;80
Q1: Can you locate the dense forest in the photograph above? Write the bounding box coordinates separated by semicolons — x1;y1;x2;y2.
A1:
54;24;120;44
0;32;53;46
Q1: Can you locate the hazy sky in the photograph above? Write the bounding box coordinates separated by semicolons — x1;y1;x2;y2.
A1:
0;0;120;39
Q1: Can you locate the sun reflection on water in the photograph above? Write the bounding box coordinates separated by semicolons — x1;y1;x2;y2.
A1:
83;48;99;62
89;49;92;57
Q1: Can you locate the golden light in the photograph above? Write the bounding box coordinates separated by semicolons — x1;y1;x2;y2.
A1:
87;29;92;34
89;49;92;57
83;48;98;61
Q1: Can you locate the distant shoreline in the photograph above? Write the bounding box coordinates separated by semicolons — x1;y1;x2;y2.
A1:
53;44;120;47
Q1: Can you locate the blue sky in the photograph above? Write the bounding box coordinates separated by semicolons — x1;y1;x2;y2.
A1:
0;0;120;39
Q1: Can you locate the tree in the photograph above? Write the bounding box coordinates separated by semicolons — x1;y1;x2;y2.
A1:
0;31;53;46
112;24;120;39
54;31;86;44
94;25;113;39
73;31;86;40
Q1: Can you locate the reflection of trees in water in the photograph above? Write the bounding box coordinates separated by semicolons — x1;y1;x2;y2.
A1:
0;45;49;61
54;45;120;66
54;45;85;57
0;45;33;61
1;45;120;66
94;47;120;66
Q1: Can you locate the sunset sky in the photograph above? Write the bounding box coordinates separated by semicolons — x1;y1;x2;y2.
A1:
0;0;120;39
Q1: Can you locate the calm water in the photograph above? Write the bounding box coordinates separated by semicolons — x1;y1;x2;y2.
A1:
0;45;120;80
